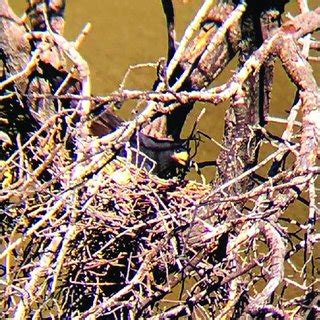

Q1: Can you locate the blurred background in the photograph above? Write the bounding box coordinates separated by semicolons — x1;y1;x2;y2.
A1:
10;0;319;183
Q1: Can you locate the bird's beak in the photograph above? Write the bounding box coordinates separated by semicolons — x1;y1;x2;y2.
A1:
171;151;189;166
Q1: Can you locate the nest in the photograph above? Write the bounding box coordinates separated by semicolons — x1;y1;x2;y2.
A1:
1;1;319;318
1;115;223;318
1;109;319;319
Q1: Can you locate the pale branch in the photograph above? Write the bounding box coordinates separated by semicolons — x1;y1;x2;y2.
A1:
0;1;319;319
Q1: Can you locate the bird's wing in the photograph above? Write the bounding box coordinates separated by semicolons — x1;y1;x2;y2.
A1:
88;109;124;137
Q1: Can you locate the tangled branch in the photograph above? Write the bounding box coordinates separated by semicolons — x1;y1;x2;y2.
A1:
0;0;319;318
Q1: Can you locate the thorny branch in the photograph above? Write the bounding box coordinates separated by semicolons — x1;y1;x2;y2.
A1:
0;0;319;319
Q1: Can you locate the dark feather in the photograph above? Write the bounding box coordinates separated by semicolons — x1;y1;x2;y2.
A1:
88;110;188;177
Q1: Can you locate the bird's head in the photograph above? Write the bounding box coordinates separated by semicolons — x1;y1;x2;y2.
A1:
137;133;189;177
170;147;189;167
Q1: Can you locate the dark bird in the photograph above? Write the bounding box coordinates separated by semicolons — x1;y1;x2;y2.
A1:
88;108;189;178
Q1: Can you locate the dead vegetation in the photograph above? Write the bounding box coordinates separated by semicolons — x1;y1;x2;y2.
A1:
0;0;319;319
